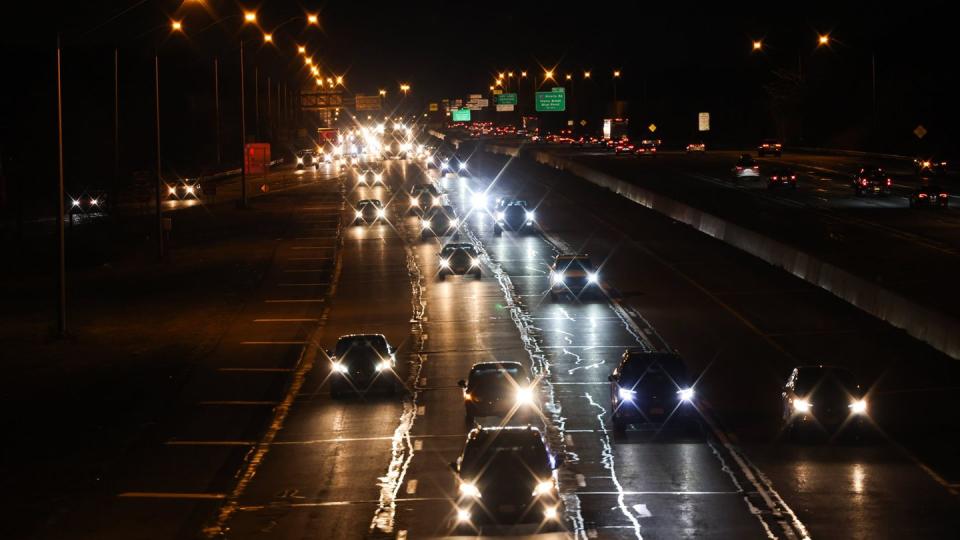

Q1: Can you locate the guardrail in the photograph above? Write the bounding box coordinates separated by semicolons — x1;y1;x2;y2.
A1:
483;141;960;361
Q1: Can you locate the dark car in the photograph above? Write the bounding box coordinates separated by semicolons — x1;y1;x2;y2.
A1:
328;334;401;397
914;158;948;178
67;190;110;215
908;185;950;208
408;184;442;213
421;205;459;239
852;167;892;196
295;149;318;169
493;198;535;235
767;168;798;189
686;142;706;153
439;243;482;279
781;365;869;438
757;139;782;157
549;254;600;300
635;141;658;157
458;361;538;424
353;199;386;224
451;426;562;531
733;154;760;178
608;351;697;433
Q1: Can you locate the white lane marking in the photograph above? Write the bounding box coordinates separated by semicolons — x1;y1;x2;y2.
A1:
413;440;423;451
632;504;652;518
405;480;418;495
254;318;319;322
241;341;309;345
166;440;255;446
264;299;325;303
118;492;226;500
218;367;294;373
199;401;278;406
576;474;587;488
278;283;328;286
290;257;333;261
416;405;426;416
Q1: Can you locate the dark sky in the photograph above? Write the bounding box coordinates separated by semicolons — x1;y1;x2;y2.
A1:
1;0;956;199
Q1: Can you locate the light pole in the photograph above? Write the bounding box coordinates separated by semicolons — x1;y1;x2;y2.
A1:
154;52;164;260
214;56;221;164
55;35;67;337
240;40;247;207
612;70;621;102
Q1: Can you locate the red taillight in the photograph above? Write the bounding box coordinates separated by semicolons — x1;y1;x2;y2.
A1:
752;166;759;170
919;193;928;198
771;176;778;180
791;176;796;180
940;193;949;198
861;179;868;186
736;166;743;170
886;178;892;186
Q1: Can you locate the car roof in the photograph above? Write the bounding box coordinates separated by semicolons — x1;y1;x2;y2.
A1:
441;243;476;251
470;361;524;372
466;425;545;445
357;199;382;206
555;254;590;262
337;333;387;341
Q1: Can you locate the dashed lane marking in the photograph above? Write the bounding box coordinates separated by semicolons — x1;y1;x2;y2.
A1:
253;318;319;323
118;492;226;500
263;299;326;303
405;480;418;495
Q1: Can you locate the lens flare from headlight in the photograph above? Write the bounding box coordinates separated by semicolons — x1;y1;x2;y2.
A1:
587;272;599;284
450;218;460;227
544;506;559;520
332;362;348;373
421;219;431;229
458;482;481;498
532;479;554;496
354;210;363;218
516;387;534;405
471;193;486;208
459;162;467;171
469;257;479;267
551;272;564;285
377;208;386;218
849;399;868;414
525;210;535;220
618;387;636;401
410;197;419;206
456;508;471;522
376;361;391;372
374;173;383;183
495;211;505;220
792;398;811;413
439;258;450;268
678;388;694;402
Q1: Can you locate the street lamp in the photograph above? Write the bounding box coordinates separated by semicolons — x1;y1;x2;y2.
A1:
307;13;319;25
244;11;257;23
379;89;386;96
752;40;763;51
305;57;313;66
544;69;554;80
400;83;411;94
335;75;343;86
818;34;830;46
297;45;306;54
613;70;621;102
565;73;572;80
171;20;183;31
263;32;273;43
583;71;591;78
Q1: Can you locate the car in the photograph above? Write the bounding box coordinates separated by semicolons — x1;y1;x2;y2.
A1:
635;141;658;156
439;243;482;279
493;198;535;235
767;168;798;189
421;205;459;239
67;190;109;214
908;185;950;208
457;361;537;424
733;154;760;178
165;178;202;199
781;365;869;438
851;166;892;196
757;139;782;157
408;183;443;213
608;350;697;434
549;254;600;300
686;142;706;153
328;334;401;397
914;158;948;177
295;149;318;169
614;140;635;153
450;426;562;531
353;199;386;224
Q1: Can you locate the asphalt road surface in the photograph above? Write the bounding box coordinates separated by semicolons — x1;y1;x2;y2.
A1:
51;153;960;539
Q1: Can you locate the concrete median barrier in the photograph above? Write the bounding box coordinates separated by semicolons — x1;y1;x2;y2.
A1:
484;142;960;361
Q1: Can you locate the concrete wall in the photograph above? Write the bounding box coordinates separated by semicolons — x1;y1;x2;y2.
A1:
485;143;960;361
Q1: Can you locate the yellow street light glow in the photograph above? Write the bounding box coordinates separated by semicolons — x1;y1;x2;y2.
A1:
327;77;333;85
752;40;763;51
305;57;313;65
297;45;306;54
584;71;591;78
307;13;319;25
613;70;621;77
565;74;572;80
310;66;319;75
818;34;830;46
244;11;257;23
544;70;554;79
379;89;386;96
521;71;527;77
171;20;183;31
263;33;273;43
336;76;343;85
498;72;505;78
315;78;322;86
508;71;514;77
489;85;494;90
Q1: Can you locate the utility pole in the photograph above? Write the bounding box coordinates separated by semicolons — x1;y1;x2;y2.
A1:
254;66;260;140
154;53;164;259
214;56;221;164
113;48;119;192
55;35;67;337
267;76;271;141
871;53;877;125
239;42;247;207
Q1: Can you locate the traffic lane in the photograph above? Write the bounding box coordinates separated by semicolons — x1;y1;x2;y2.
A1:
217;163;415;539
472;152;960;536
445;178;776;539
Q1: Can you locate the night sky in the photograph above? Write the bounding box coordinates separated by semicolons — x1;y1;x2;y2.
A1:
2;1;956;203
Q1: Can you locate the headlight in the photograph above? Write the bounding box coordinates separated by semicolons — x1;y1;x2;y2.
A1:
525;210;535;220
355;210;363;218
374;174;383;183
421;219;431;229
469;257;479;267
544;506;559;520
439;258;450;268
551;272;564;285
185;186;194;194
410;197;419;206
532;479;555;496
450;218;459;227
618;387;636;401
459;163;467;171
495;211;505;220
71;199;81;207
471;193;486;208
587;272;599;284
792;399;811;413
677;388;694;402
431;197;440;206
458;482;481;498
168;186;177;195
456;508;471;522
377;208;386;218
849;399;868;414
332;362;348;374
376;360;391;372
516;387;534;405
90;198;99;206
296;157;304;164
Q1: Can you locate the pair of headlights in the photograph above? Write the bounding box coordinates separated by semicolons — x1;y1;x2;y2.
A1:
457;478;553;500
617;387;695;402
355;209;386;219
551;272;599;285
331;360;391;373
494;210;535;221
440;257;479;268
791;398;868;415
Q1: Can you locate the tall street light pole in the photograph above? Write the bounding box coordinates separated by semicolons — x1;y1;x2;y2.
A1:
114;48;119;195
55;35;67;337
240;41;247;207
214;56;221;164
154;53;164;260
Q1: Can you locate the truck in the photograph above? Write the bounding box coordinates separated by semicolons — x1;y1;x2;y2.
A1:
603;118;629;140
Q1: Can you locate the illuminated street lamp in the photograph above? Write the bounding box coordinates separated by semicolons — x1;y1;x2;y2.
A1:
400;83;411;94
305;57;313;66
613;70;622;102
244;11;257;23
379;89;387;96
335;75;343;86
752;40;763;51
498;72;505;79
583;71;591;78
565;73;572;80
613;70;621;78
310;66;319;75
520;71;527;77
262;32;273;43
508;71;514;77
297;45;306;54
170;20;183;31
818;34;830;46
307;13;319;25
315;78;323;86
544;69;555;80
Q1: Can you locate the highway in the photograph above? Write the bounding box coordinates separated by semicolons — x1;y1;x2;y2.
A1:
47;150;959;539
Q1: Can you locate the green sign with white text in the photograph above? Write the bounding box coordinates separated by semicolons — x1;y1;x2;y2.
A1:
495;93;518;105
452;108;471;122
535;91;566;112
